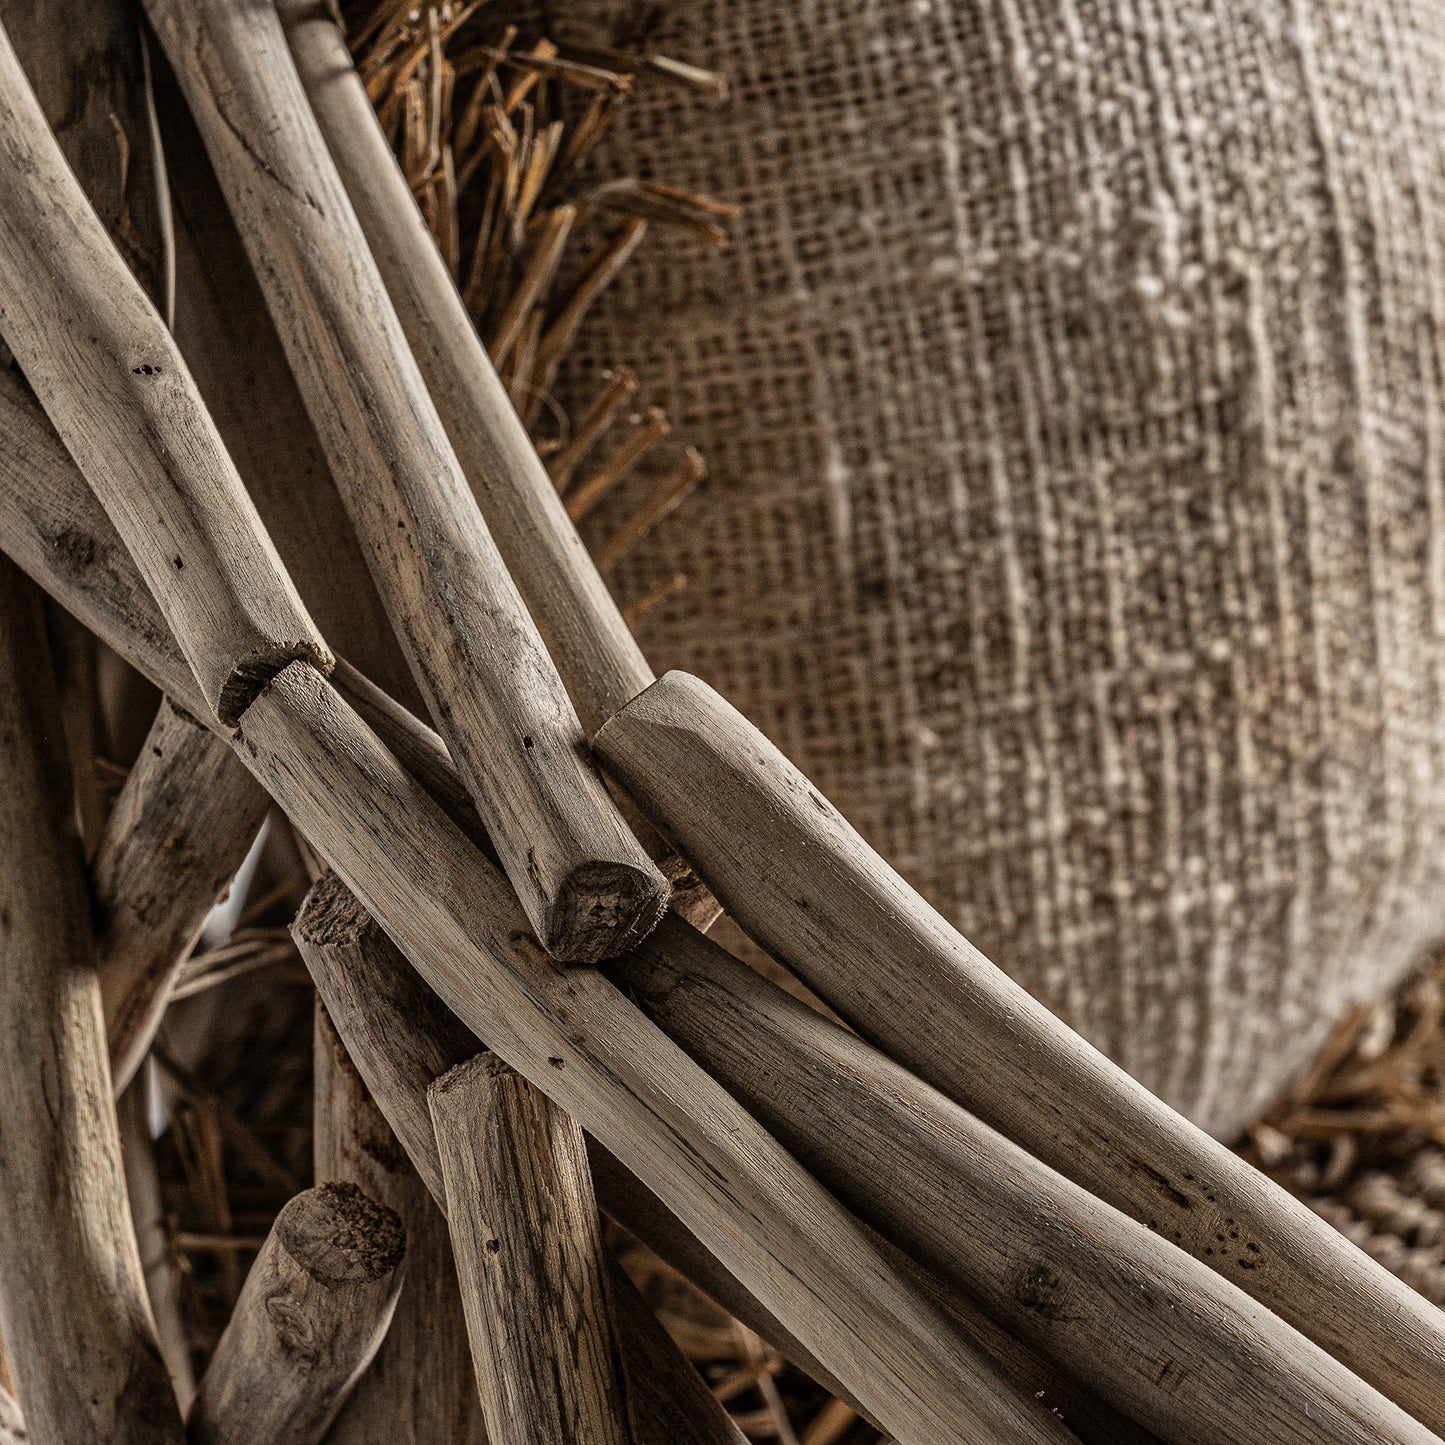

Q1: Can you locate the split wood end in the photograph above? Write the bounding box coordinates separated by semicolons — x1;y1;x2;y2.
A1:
294;869;378;951
545;855;670;963
219;639;335;727
278;1181;407;1285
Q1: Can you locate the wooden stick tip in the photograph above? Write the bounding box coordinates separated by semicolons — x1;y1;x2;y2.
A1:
218;640;335;726
543;856;670;963
277;1182;406;1285
294;870;373;950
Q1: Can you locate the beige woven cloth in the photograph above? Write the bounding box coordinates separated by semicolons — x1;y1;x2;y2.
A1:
566;0;1445;1140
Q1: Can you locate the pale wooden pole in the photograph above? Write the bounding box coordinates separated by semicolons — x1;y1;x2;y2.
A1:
142;0;668;963
593;671;1445;1434
238;660;1071;1445
0;17;329;725
305;891;748;1445
279;0;653;739
0;559;183;1445
94;699;271;1092
430;1055;637;1445
616;916;1436;1445
186;1184;405;1445
314;1003;487;1445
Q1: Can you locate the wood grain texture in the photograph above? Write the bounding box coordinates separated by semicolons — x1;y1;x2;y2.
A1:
280;0;652;739
0;558;182;1445
314;1002;487;1445
94;698;270;1092
593;670;1445;1435
0;17;328;724
237;661;1069;1445
2;0;168;311
153;58;420;713
0;367;203;713
430;1055;636;1445
299;883;747;1445
296;871;1139;1445
143;0;667;962
616;917;1434;1445
187;1183;405;1445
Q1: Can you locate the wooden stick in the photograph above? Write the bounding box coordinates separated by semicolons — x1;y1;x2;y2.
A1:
94;699;271;1092
153;63;419;712
294;870;1147;1445
186;1183;405;1445
238;661;1069;1445
0;18;328;724
313;1002;487;1445
430;1055;636;1445
302;884;748;1445
593;671;1445;1434
280;3;654;738
0;558;183;1445
615;916;1435;1445
144;0;667;962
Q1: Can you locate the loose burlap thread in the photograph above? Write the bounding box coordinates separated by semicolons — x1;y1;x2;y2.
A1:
565;0;1445;1140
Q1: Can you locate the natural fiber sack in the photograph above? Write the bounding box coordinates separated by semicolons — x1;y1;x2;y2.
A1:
565;0;1445;1140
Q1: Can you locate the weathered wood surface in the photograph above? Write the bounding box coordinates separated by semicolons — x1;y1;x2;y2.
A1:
314;1002;487;1445
143;0;667;962
0;559;183;1445
301;884;748;1445
280;0;653;739
94;699;270;1091
430;1055;636;1445
594;670;1445;1435
0;17;328;724
0;1386;26;1445
187;1184;405;1445
2;0;168;311
152;59;419;712
617;916;1435;1445
240;661;1069;1445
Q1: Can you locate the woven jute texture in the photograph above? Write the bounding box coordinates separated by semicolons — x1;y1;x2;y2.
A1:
564;0;1445;1140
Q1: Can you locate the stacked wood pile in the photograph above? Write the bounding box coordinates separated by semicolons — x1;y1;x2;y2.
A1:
0;3;1443;1444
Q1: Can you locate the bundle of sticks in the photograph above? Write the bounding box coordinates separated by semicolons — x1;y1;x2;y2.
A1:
0;3;1443;1444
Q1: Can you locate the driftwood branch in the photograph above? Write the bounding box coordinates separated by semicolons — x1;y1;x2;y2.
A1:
593;670;1445;1434
238;660;1067;1444
93;698;270;1091
302;886;747;1445
186;1183;406;1445
430;1054;636;1445
0;558;183;1444
280;0;653;739
0;16;328;723
142;0;667;962
313;1002;486;1445
616;917;1434;1445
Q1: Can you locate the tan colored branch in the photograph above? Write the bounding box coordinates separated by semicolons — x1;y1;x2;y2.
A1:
301;884;747;1445
0;17;328;723
94;699;270;1092
143;0;665;962
280;2;654;739
314;1003;486;1445
0;559;182;1444
593;670;1445;1435
430;1055;636;1445
240;661;1066;1444
186;1184;405;1445
616;917;1433;1445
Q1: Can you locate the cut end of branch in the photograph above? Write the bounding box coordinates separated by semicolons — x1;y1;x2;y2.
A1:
293;869;375;950
544;856;670;963
277;1182;406;1285
218;641;336;727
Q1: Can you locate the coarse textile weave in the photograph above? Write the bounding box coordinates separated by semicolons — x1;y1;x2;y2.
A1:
565;0;1445;1139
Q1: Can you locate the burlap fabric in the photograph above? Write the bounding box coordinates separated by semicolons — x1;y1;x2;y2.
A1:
565;0;1445;1140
